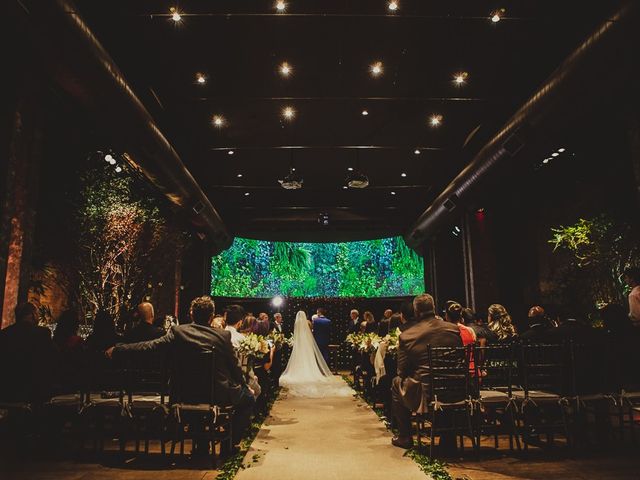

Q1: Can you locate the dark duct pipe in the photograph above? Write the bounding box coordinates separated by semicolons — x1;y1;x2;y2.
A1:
405;2;640;248
12;0;232;253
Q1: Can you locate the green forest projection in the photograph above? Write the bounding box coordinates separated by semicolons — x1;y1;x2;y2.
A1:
210;237;425;298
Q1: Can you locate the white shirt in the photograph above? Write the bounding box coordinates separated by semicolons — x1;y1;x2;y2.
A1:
274;322;282;333
629;285;640;327
225;325;245;349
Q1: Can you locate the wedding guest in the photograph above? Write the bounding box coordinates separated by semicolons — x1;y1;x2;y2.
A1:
107;296;254;446
348;309;361;334
487;304;518;342
388;313;402;332
624;267;640;328
313;308;332;365
52;309;84;390
270;312;284;333
268;313;285;385
362;311;377;333
464;307;494;343
548;310;593;342
377;309;393;336
53;309;84;352
445;301;476;345
253;313;270;336
391;294;463;450
86;310;122;352
224;305;246;348
123;302;165;343
520;306;551;342
211;315;225;330
399;300;415;332
240;315;257;335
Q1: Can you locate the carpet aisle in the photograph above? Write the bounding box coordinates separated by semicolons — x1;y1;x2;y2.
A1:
234;377;427;480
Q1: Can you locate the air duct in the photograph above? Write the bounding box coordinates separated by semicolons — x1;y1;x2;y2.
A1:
405;2;640;248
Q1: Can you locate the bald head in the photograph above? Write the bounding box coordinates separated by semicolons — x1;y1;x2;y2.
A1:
137;302;154;325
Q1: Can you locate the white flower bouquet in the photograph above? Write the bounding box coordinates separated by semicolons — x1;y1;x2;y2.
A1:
236;333;270;359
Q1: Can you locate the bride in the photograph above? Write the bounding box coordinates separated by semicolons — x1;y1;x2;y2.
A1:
279;311;352;398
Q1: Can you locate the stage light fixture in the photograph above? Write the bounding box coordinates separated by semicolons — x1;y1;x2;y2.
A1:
390;191;396;195
104;153;113;163
347;167;354;171
237;173;243;178
401;172;407;177
558;147;566;152
414;149;421;155
114;165;123;173
279;62;292;77
429;114;443;127
272;295;284;307
275;1;286;12
196;73;206;84
282;106;295;120
244;192;250;196
453;72;468;85
388;1;398;12
543;158;550;164
212;115;225;127
362;109;369;116
170;7;182;22
342;185;348;190
370;61;383;77
490;9;505;23
552;152;559;157
228;150;234;155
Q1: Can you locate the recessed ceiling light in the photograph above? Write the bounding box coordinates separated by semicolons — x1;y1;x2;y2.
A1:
490;9;505;23
429;114;443;127
212;115;225;127
558;148;566;153
275;1;286;12
227;150;234;155
390;191;396;195
196;72;207;84
361;109;369;116
370;61;383;77
551;152;560;157
414;149;421;155
279;62;292;77
170;7;182;22
388;1;399;12
244;192;250;196
347;167;354;171
453;72;468;85
542;158;550;164
237;173;243;178
282;106;295;120
401;172;407;177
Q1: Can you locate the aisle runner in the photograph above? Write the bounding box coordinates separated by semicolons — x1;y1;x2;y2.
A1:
234;378;427;480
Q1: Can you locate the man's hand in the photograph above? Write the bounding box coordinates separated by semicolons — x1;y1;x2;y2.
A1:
105;347;115;359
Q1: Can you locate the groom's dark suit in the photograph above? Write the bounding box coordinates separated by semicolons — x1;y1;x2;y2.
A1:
312;315;332;365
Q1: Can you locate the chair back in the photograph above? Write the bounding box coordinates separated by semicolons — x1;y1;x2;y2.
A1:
520;343;568;396
475;343;519;394
125;351;168;403
169;349;216;405
426;345;472;404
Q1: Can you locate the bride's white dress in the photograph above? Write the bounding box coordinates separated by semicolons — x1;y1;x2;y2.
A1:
279;311;353;398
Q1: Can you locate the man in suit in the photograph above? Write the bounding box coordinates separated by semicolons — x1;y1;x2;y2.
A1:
312;308;332;365
348;309;361;335
268;313;285;385
0;303;57;403
391;294;463;449
123;302;165;343
270;312;284;334
107;296;254;446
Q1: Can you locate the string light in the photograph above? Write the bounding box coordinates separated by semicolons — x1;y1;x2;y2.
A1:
228;150;234;155
414;149;421;155
551;152;559;157
429;114;443;127
401;172;407;177
237;173;243;178
453;72;468;86
388;1;399;12
282;106;295;120
490;9;505;23
196;73;207;84
370;61;383;77
390;191;396;195
244;192;251;196
279;62;292;77
347;167;354;171
169;7;182;22
361;109;369;116
558;147;566;152
212;115;225;127
542;158;550;164
275;1;286;12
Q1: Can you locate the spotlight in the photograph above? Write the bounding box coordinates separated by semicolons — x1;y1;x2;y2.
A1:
370;61;383;77
542;158;550;164
237;173;243;178
453;72;468;85
244;192;250;196
212;115;225;127
388;1;398;12
275;1;286;12
114;165;123;173
401;172;407;177
272;295;284;307
282;106;295;120
551;152;559;157
104;153;113;163
228;150;234;155
414;149;421;155
342;185;348;190
490;8;505;23
318;212;330;226
347;167;354;171
170;7;182;22
361;109;369;116
279;62;292;77
429;114;443;127
558;148;566;153
390;191;396;195
196;72;207;84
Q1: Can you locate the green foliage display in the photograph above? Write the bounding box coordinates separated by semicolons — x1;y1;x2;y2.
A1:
549;214;640;310
211;237;424;298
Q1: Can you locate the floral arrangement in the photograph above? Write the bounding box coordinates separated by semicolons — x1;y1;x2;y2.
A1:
382;327;401;356
345;332;382;353
285;334;295;347
266;330;286;349
236;333;271;358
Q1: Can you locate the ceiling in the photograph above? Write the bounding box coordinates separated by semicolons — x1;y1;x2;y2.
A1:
71;0;623;241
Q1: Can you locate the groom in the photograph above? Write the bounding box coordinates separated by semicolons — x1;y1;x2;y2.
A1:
312;308;331;365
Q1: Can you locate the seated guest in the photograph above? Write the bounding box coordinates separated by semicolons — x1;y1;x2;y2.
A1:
123;302;165;343
464;307;494;344
270;312;284;333
211;315;225;329
362;310;377;333
53;309;84;352
388;313;402;333
0;303;56;402
548;310;593;342
520;306;551;342
391;294;463;449
239;315;257;335
399;300;415;332
378;309;393;336
487;304;518;343
107;296;254;446
86;310;122;352
445;301;476;345
348;309;361;335
224;305;246;348
253;313;270;336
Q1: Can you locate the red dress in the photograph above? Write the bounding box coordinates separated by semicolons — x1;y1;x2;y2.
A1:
458;324;476;373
